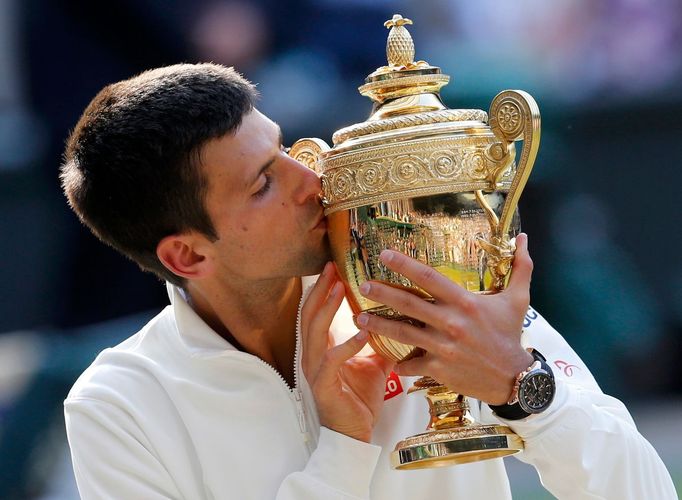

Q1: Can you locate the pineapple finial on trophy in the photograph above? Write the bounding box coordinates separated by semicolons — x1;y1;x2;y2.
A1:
384;14;415;67
359;14;449;105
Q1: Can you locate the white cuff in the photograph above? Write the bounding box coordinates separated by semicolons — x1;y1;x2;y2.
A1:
305;427;382;497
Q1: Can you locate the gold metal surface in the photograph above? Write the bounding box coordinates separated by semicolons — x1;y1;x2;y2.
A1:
325;191;518;360
321;132;515;214
290;14;540;470
391;425;524;470
359;14;449;104
384;15;415;67
477;90;541;290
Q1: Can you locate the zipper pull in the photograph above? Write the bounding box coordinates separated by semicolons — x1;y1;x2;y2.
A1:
293;388;308;440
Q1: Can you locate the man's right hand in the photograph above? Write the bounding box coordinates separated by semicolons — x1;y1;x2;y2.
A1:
300;262;394;443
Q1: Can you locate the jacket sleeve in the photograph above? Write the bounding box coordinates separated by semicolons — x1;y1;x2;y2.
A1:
65;398;184;499
276;427;382;499
66;398;382;500
481;307;677;500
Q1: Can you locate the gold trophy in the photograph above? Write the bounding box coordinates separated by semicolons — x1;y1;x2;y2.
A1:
290;14;540;469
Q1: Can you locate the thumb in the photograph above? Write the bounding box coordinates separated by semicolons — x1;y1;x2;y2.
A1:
507;233;533;298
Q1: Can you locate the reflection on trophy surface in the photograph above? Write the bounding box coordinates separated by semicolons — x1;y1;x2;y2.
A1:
290;14;540;470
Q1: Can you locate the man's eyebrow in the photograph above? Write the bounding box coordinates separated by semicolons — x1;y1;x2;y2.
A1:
246;124;283;189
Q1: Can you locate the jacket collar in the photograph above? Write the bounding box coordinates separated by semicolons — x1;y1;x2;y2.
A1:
165;277;320;357
166;282;238;356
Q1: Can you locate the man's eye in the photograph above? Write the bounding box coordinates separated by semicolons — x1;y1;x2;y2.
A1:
253;175;272;199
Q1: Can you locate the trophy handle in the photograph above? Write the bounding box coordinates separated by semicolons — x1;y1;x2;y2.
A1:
488;90;541;236
289;138;331;175
476;90;541;291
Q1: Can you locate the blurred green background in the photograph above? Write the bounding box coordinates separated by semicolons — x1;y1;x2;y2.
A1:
0;0;680;497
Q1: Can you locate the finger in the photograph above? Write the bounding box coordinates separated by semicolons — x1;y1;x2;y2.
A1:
315;330;370;387
358;281;453;333
300;261;337;335
379;250;466;303
305;281;345;379
356;312;440;353
506;233;533;307
394;352;435;378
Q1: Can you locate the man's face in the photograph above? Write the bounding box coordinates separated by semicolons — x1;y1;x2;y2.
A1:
199;109;330;283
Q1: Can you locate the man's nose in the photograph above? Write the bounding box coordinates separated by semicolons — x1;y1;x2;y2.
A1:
287;155;323;204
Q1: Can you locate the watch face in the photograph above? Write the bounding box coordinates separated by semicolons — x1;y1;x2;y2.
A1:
518;371;555;414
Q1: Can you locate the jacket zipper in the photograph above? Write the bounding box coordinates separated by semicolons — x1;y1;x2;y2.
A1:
252;281;314;440
293;282;315;440
254;356;308;438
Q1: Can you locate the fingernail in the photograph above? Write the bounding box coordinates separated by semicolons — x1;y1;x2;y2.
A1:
323;261;333;276
331;282;343;296
357;313;369;326
359;282;371;295
380;250;394;263
355;329;368;341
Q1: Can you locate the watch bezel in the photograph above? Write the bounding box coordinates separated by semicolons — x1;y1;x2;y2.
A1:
517;369;555;414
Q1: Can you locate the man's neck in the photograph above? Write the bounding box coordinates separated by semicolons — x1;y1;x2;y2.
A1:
185;276;303;387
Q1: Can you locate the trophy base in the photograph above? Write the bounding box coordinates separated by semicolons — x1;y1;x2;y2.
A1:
390;424;523;470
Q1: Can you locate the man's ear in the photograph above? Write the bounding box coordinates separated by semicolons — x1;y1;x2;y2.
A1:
156;233;213;280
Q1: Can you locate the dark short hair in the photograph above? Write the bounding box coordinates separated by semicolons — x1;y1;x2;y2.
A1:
60;63;258;286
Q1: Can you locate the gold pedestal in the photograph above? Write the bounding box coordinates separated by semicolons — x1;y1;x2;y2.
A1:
393;426;524;470
391;378;523;470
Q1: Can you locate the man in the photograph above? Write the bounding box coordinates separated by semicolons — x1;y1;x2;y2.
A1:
61;63;676;499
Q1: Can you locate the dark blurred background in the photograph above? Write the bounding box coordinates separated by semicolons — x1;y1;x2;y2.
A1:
0;0;680;498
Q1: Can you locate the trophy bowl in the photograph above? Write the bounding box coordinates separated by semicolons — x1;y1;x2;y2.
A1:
290;14;540;470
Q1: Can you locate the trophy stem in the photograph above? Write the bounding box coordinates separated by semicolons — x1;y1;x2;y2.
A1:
391;377;524;470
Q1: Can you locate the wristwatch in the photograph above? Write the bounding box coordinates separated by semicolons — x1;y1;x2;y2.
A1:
489;349;555;420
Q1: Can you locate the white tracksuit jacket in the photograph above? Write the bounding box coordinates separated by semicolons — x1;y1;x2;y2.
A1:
64;281;677;499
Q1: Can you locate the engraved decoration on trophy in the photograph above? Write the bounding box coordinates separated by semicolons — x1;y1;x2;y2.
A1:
290;14;540;470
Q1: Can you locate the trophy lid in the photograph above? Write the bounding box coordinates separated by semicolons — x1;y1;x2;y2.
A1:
331;14;489;148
